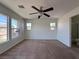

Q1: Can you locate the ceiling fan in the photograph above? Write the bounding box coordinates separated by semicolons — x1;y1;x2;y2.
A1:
29;6;54;19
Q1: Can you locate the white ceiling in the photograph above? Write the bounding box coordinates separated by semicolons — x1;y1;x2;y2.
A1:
0;0;79;19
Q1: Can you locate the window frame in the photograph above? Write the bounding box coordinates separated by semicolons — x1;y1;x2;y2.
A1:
0;13;20;43
26;23;32;30
11;18;19;39
50;22;56;31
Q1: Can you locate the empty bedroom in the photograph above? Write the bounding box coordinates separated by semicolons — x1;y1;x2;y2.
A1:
0;0;79;59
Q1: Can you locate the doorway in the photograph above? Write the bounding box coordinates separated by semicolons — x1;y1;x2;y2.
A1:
71;14;79;47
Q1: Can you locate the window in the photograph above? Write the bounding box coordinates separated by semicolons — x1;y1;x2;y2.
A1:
50;23;56;30
11;18;18;39
0;14;19;42
26;23;32;30
0;14;8;43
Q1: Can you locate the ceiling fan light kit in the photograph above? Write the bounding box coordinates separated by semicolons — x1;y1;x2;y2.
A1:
30;6;54;19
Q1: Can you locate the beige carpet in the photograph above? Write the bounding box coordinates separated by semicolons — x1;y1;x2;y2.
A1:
0;40;78;59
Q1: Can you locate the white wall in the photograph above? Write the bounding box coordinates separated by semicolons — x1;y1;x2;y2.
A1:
57;6;79;47
25;18;57;40
0;3;24;54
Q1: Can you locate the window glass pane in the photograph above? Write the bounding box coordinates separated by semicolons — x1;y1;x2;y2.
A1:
51;27;55;30
27;23;31;26
0;14;8;43
11;18;18;39
50;23;56;27
26;23;31;30
27;26;31;30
